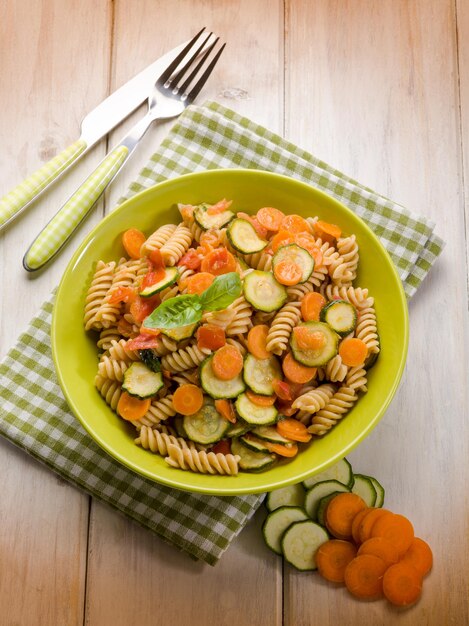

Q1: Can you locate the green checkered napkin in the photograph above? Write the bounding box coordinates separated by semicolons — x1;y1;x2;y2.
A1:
0;101;443;566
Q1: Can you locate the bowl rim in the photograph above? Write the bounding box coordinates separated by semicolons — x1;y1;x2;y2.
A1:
52;168;409;495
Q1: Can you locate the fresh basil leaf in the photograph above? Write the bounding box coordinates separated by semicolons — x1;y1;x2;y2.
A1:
199;272;242;312
143;294;202;329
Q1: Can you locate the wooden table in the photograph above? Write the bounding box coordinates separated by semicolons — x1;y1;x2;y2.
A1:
1;2;467;624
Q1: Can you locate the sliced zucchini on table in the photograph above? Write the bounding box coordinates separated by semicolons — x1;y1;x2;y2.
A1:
243;270;287;312
183;403;230;445
122;362;164;399
139;267;179;297
304;479;350;520
302;458;354;490
235;393;278;425
227;218;268;254
193;204;234;230
243;354;282;396
351;473;378;507
266;483;306;512
369;476;385;508
231;437;276;472
282;520;329;571
160;322;198;342
200;356;246;399
320;300;357;336
262;506;309;555
289;321;339;367
272;244;314;283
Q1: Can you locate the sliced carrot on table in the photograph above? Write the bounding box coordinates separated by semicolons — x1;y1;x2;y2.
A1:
246;390;276;406
301;292;327;322
371;513;415;557
273;260;303;286
276;418;311;442
351;507;372;544
122;228;146;259
117;391;151;421
316;539;358;583
196;324;226;350
272;378;292;401
270;230;295;252
256;207;285;232
282;352;317;384
214;399;237;423
280;214;311;234
186;272;215;294
357;537;400;568
172;384;204;415
382;562;423;607
247;325;272;359
325;493;368;540
358;508;392;544
400;537;433;576
263;440;298;457
344;554;388;600
293;326;326;351
339;337;368;367
211;345;244;380
314;220;342;241
201;247;238;275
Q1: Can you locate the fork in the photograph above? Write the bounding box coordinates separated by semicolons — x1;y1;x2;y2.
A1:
23;28;225;272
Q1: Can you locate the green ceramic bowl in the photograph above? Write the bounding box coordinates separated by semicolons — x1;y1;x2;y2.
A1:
52;169;408;495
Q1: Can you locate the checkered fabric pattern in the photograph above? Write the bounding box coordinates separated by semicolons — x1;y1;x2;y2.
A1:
0;102;443;565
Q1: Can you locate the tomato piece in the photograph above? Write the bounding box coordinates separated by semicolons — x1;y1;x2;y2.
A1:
107;285;137;305
206;198;233;215
200;248;237;276
272;378;292;401
130;295;159;324
179;248;202;270
141;267;166;290
148;248;165;269
273;260;303;286
196;324;226;350
276;401;298;417
212;439;232;455
126;334;162;350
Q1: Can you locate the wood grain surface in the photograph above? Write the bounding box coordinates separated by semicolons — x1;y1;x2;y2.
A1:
0;1;467;625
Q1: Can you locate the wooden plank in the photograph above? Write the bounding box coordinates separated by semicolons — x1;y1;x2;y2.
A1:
0;1;112;624
457;0;469;275
84;1;284;625
284;0;469;623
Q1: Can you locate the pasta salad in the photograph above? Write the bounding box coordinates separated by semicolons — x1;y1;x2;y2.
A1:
84;200;380;476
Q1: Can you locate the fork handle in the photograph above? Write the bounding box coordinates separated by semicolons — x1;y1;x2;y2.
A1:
23;145;129;272
0;139;88;232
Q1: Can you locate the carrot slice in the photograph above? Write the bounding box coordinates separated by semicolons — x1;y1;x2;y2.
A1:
316;540;358;583
271;230;295;252
206;198;232;215
196;324;226;350
371;513;415;557
358;508;392;544
351;507;373;544
339;337;368;367
117;391;151;421
276;418;311;442
122;228;146;259
263;441;298;457
246;390;276;406
357;537;400;568
314;220;342;240
201;247;238;276
186;272;215;294
280;214;311;234
247;325;272;359
344;555;388;600
282;352;317;384
383;562;423;607
325;493;368;540
214;399;237;423
256;207;285;232
293;326;326;351
273;260;303;286
400;537;433;576
211;345;243;380
301;292;327;322
172;384;204;416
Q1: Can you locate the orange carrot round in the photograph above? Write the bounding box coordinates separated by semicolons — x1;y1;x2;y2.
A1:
301;292;327;322
280;214;311;234
371;513;415;557
357;537;400;568
117;391;151;421
201;247;237;275
382;562;423;607
325;493;368;540
344;554;388;600
351;508;372;544
214;399;236;423
196;324;226;351
211;345;243;380
358;508;392;544
271;230;295;252
186;272;215;294
400;537;433;577
247;325;272;359
122;228;146;259
316;540;358;583
273;260;303;286
262;440;298;457
339;337;368;367
314;220;342;240
245;390;276;407
172;384;204;416
276;418;311;443
282;352;317;384
256;207;285;232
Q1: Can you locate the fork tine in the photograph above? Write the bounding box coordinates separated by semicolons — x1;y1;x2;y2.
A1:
157;27;206;85
167;31;214;88
176;36;219;95
184;42;226;103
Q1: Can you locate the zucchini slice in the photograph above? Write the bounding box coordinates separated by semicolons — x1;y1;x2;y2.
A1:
262;506;309;554
173;415;187;438
290;321;339;367
302;458;354;490
317;491;345;527
235;393;278;425
121;362;164;399
351;474;377;507
320;300;357;336
200;356;246;399
183;403;230;445
139;267;179;297
304;479;350;520
227;218;268;254
226;419;252;438
243;354;282;396
239;435;270;453
281;520;329;571
160;322;198;342
243;270;287;312
193;204;234;230
266;484;306;512
231;437;276;472
364;338;380;370
252;425;293;445
272;244;314;284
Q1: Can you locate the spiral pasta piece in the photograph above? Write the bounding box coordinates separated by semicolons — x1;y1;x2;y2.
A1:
202;306;236;330
308;386;358;436
160;284;180;302
165;444;241;475
108;339;140;363
240;251;273;271
135;426;197;456
149;335;178;357
266;302;302;355
292;383;336;413
187;219;204;243
84;260;116;331
324;355;348;382
161;343;211;372
133;395;177;428
160;224;193;266
323;284;372;310
171;369;200;386
336;235;359;283
96;257;143;326
345;365;368;393
140;224;177;256
226;336;248;357
97;326;122;351
286;277;316;302
355;302;380;354
252;310;276;325
177;264;196;292
94;374;122;410
225;296;253;336
97;355;129;382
